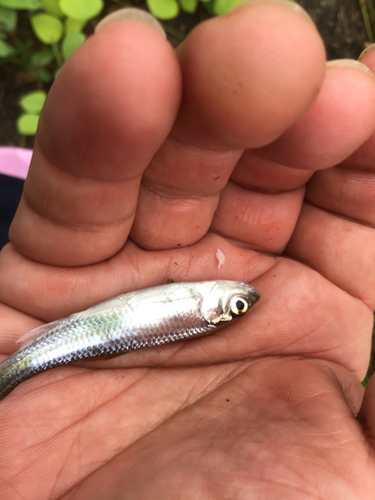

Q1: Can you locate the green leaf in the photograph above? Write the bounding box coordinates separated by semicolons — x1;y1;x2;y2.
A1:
29;47;54;66
0;38;15;56
213;0;245;15
0;6;17;31
0;0;41;9
19;90;47;113
62;30;85;60
146;0;179;20
41;0;63;16
60;0;104;21
200;0;214;14
17;113;40;135
180;0;198;13
362;376;370;388
65;16;85;33
32;67;53;81
30;13;63;44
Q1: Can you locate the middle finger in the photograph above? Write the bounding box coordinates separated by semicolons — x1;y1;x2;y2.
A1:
130;1;326;250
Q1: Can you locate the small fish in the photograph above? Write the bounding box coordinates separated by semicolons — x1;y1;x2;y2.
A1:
0;280;259;400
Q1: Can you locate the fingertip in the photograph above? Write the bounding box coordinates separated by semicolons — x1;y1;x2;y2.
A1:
95;7;166;38
37;18;181;180
174;0;326;149
10;19;182;266
254;60;375;170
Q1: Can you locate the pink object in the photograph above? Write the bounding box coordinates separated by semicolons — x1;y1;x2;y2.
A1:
0;147;32;180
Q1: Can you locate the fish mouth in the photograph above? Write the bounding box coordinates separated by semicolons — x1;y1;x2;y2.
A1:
249;289;260;305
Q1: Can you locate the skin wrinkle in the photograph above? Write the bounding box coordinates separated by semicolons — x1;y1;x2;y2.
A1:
232;149;314;192
145;150;241;198
230;176;308;195
210;180;305;255
286;201;375;308
335;167;375;195
254;480;321;500
130;187;221;250
341;157;375;174
108;241;145;289
0;480;23;500
276;316;331;354
24;147;142;230
163;250;191;284
169;130;243;158
307;334;355;360
270;452;355;500
50;440;75;500
22;181;137;233
22;193;130;235
35;137;144;184
4;370;156;486
140;178;219;204
302;359;364;417
208;229;281;254
143;174;222;204
305;197;375;231
54;361;259;499
210;454;324;499
61;356;370;500
58;362;238;443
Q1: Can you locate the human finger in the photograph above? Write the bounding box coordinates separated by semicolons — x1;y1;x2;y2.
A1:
9;17;181;266
212;62;375;253
250;61;375;170
285;59;375;309
129;0;326;250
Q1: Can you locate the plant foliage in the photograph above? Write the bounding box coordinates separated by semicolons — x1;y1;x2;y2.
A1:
0;0;248;141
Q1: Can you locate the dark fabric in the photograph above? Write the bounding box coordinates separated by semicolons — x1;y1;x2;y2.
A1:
0;174;24;249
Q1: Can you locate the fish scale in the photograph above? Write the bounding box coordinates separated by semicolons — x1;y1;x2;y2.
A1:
0;280;259;400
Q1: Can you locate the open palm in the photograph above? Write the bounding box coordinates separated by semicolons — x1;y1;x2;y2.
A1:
1;3;375;499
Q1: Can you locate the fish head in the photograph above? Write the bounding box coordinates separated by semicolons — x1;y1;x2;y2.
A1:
200;280;259;325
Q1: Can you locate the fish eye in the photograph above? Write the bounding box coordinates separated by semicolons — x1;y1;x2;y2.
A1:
230;297;249;316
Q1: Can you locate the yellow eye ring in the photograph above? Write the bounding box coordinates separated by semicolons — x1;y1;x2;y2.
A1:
230;297;249;316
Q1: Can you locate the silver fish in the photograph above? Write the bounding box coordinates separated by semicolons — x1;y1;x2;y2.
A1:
0;280;259;400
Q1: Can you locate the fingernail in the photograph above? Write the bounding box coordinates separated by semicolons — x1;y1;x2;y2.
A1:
358;43;375;61
238;0;314;23
95;8;166;38
327;59;375;78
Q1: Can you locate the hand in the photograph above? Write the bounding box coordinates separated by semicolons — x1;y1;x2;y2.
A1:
1;3;375;498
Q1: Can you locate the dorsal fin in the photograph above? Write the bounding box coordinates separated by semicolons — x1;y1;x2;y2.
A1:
16;318;67;348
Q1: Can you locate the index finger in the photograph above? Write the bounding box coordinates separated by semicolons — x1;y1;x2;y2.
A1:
9;18;181;267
